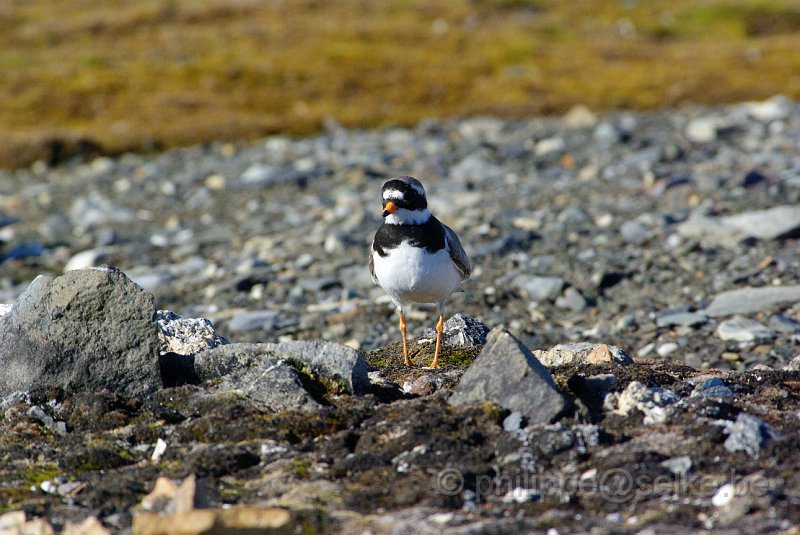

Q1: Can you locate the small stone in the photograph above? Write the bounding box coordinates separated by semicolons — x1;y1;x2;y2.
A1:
513;275;565;301
768;314;800;333
723;412;778;457
563;105;598;128
151;438;168;462
533;342;634;367
228;310;286;332
691;377;733;398
716;317;772;342
660;455;692;476
712;483;735;507
721;352;741;362
606;381;680;424
686;116;721;143
656;342;679;357
420;313;489;347
704;286;800;316
157;310;228;356
403;374;438;397
535;137;565;156
63;248;108;272
619;220;651;244
656;311;708;328
555;287;587;312
503;411;523;432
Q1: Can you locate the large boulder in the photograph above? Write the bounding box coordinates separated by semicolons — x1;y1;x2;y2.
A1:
449;327;568;425
0;267;160;397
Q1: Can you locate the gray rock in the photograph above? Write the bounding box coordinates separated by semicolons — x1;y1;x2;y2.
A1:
0;267;160;397
156;310;228;356
656;311;708;328
678;206;800;247
533;342;634;367
719;205;800;241
783;355;800;371
691;377;733;398
769;314;800;334
619;220;651;244
261;340;369;395
502;411;523;432
239;163;280;187
419;313;489;348
605;381;680;424
194;340;368;395
513;275;565;301
686;116;722;143
703;286;800;316
449;327;567;425
228;310;291;332
196;344;323;412
716;317;773;342
723;412;778;457
660;455;692;477
555;287;587;312
69;192;136;228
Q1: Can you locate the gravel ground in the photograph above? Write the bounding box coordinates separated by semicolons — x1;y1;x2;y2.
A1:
1;97;800;534
2;96;799;369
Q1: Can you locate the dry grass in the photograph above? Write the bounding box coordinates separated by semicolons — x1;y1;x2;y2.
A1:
2;0;800;168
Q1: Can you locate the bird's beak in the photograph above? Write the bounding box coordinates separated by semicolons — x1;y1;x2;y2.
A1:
382;201;397;218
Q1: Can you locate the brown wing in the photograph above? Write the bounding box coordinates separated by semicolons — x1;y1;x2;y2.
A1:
443;224;471;281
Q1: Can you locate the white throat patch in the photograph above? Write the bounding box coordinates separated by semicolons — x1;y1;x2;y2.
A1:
384;207;431;225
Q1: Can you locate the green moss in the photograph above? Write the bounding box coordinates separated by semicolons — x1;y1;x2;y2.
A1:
291;460;311;480
19;463;59;486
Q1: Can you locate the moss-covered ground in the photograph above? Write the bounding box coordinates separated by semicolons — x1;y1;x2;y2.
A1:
2;0;800;168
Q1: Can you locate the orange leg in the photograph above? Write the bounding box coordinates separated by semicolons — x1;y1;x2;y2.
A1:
400;312;412;366
431;314;444;369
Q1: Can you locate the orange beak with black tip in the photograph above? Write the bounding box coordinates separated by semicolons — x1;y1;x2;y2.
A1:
382;201;398;218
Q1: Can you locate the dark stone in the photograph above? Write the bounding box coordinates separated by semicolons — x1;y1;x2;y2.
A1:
0;267;160;397
449;327;568;424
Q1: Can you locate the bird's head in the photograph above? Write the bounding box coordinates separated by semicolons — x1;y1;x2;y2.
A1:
380;176;431;225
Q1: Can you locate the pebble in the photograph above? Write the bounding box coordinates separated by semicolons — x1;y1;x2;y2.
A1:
722;412;778;457
656;311;708;328
691;377;734;398
513;275;565;301
656;342;680;357
716;317;773;342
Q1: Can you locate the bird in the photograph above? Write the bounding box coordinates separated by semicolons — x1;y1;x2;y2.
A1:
369;176;471;368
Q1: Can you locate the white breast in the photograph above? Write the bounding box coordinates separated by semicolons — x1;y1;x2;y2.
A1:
372;241;462;307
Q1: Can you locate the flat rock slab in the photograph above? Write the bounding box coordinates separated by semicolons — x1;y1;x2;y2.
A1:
449;327;567;425
194;344;324;412
678;205;800;247
261;340;370;395
0;267;160;397
533;342;634;367
703;286;800;316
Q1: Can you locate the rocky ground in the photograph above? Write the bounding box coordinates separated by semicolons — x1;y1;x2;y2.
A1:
1;97;800;534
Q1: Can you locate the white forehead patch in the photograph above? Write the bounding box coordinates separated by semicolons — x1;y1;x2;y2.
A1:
383;189;405;201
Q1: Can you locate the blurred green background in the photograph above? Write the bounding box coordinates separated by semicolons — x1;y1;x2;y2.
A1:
2;0;800;168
